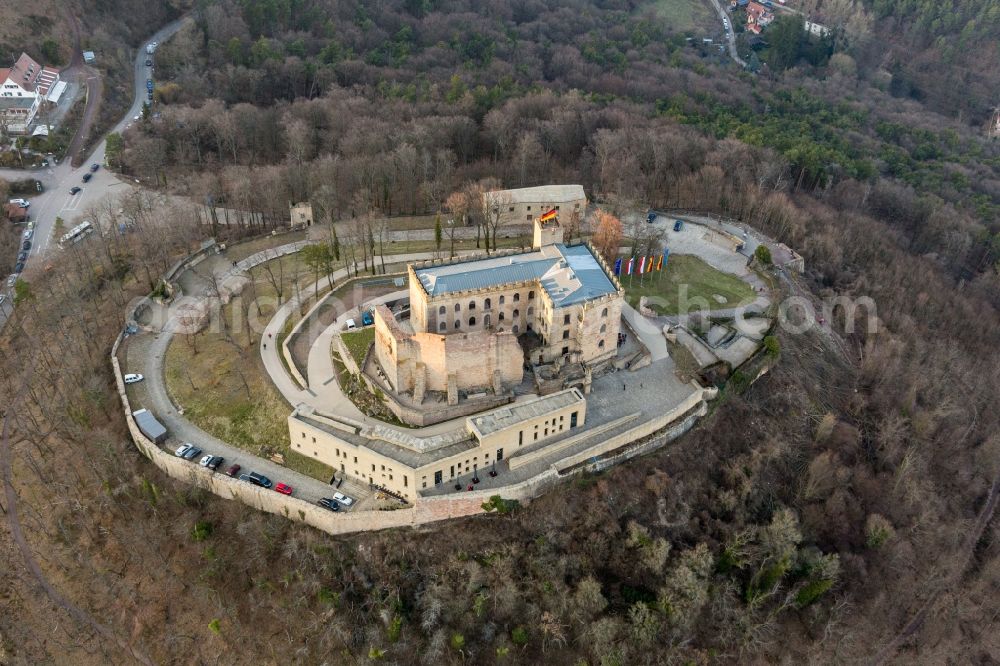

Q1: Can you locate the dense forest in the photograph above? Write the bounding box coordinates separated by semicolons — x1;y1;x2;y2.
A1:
1;0;998;663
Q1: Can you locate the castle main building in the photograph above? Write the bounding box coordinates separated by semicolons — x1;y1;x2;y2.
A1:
373;207;624;401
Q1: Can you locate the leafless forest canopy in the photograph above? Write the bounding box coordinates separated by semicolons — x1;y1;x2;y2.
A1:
0;0;998;663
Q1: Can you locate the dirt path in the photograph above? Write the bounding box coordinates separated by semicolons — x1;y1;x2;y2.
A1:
61;9;103;168
867;475;1000;665
1;381;154;665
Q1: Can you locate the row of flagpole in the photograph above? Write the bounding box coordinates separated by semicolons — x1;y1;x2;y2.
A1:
613;249;670;286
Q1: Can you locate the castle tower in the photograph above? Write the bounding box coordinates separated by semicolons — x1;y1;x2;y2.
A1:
533;214;563;248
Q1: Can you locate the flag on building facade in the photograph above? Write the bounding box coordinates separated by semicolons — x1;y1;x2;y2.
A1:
613;257;622;275
538;208;558;223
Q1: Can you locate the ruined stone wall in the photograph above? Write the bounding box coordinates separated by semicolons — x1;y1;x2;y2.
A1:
374;306;522;395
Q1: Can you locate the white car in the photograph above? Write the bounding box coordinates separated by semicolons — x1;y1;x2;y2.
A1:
174;443;193;457
7;275;17;288
9;198;29;208
345;318;357;331
198;454;213;467
22;228;32;240
332;491;354;506
123;373;144;384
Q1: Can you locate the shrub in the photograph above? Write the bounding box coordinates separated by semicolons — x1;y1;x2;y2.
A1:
511;626;528;645
450;633;465;651
481;495;519;514
763;335;780;357
191;520;213;541
795;578;834;607
754;244;772;265
865;514;895;549
208;618;221;634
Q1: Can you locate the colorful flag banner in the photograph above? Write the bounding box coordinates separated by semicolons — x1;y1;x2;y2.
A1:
613;258;622;275
638;256;646;274
538;208;558;223
626;257;634;275
656;254;663;271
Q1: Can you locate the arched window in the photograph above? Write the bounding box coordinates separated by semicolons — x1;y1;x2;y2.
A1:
598;339;605;349
455;303;461;312
527;307;534;317
439;305;446;315
513;293;520;302
528;291;535;300
439;321;446;332
499;295;505;306
468;301;476;310
601;307;608;317
469;316;476;326
600;324;607;333
499;312;505;322
513;309;519;318
454;320;461;329
513;325;519;334
527;323;533;332
484;314;491;328
484;298;491;310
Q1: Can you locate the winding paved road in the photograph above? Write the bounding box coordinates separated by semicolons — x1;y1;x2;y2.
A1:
0;16;190;329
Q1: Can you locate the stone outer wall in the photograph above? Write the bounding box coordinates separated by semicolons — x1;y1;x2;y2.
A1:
113;237;719;537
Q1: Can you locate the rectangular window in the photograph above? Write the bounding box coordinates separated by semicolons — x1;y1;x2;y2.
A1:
372;464;376;472
301;432;305;438
497;448;504;461
518;431;523;445
534;432;539;441
562;346;569;355
312;437;316;443
354;456;358;463
335;448;340;456
404;476;408;487
563;330;569;339
434;470;443;485
381;464;385;471
571;411;578;427
564;314;570;325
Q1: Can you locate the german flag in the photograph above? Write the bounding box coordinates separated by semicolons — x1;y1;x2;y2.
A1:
538;208;558;223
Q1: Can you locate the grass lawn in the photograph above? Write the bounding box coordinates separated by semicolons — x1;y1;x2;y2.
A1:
164;248;336;483
341;327;375;368
623;254;757;315
638;0;717;32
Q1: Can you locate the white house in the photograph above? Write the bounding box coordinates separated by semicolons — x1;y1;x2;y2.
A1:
0;52;61;134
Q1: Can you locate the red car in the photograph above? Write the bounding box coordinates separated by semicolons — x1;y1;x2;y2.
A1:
225;463;241;477
274;482;293;495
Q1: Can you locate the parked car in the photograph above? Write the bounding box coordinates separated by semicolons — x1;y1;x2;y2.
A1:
246;472;272;488
144;59;152;66
274;482;293;495
89;163;99;172
17;252;27;263
0;295;6;306
332;491;354;506
206;456;224;471
318;497;340;512
673;219;684;232
82;173;92;183
225;463;241;477
22;228;32;239
345;318;357;331
123;373;144;384
21;240;30;251
647;211;656;223
175;443;194;457
361;310;374;326
199;454;214;467
9;198;29;207
182;446;202;460
7;275;17;288
70;186;81;194
14;262;24;273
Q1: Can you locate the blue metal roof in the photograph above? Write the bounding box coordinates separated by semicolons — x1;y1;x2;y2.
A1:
415;244;617;307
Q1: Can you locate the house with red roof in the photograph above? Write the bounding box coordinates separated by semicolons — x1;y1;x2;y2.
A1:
0;52;61;135
746;1;775;34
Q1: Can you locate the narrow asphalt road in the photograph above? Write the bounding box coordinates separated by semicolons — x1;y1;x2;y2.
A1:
705;0;746;67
